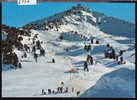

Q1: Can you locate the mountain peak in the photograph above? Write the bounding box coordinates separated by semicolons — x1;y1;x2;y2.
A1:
64;4;92;16
71;4;91;12
23;4;135;38
23;4;94;30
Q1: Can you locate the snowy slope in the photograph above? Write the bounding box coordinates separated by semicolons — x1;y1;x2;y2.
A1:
2;5;135;97
23;5;135;38
92;11;135;38
80;68;135;98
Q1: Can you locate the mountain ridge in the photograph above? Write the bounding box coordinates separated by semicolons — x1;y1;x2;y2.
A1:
22;4;135;38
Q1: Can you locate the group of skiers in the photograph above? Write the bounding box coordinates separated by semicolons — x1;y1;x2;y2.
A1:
84;44;91;52
104;44;116;59
20;33;56;63
84;38;100;52
90;38;100;44
73;31;91;41
41;82;80;96
32;46;45;63
30;34;46;62
17;33;45;63
13;61;22;69
41;87;75;95
116;49;126;64
84;61;89;72
104;43;126;64
83;55;94;72
24;44;30;52
86;55;94;65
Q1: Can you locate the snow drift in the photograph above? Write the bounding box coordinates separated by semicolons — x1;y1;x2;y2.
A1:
80;68;135;98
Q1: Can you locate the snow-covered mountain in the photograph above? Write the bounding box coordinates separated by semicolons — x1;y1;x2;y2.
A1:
23;4;135;38
2;4;135;98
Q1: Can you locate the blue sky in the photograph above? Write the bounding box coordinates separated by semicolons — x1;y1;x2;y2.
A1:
2;2;135;27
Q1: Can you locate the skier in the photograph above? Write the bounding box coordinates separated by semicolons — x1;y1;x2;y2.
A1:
52;58;55;63
96;40;99;44
86;55;90;63
72;87;74;92
84;45;87;51
91;39;94;44
84;61;89;72
18;62;22;68
48;89;51;94
120;56;123;64
119;50;124;56
32;38;35;44
24;52;27;58
52;90;55;94
111;48;116;59
61;81;64;85
40;48;45;56
106;43;110;48
60;81;64;93
36;40;41;49
64;87;68;93
34;53;38;62
115;55;119;61
109;47;113;59
42;49;45;56
42;89;45;95
60;87;63;93
32;46;36;53
57;87;60;93
77;91;80;96
90;56;93;65
13;53;19;69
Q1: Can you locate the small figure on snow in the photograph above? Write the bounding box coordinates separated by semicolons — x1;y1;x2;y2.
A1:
64;87;68;93
91;39;94;44
34;53;38;62
32;46;36;53
90;56;93;65
106;43;110;48
57;87;60;93
72;87;74;92
84;61;89;72
119;50;124;56
42;89;45;95
18;62;22;68
24;52;27;58
52;90;55;94
52;58;55;63
96;40;99;44
76;91;80;96
60;87;63;93
111;48;116;59
115;55;119;61
48;89;51;94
